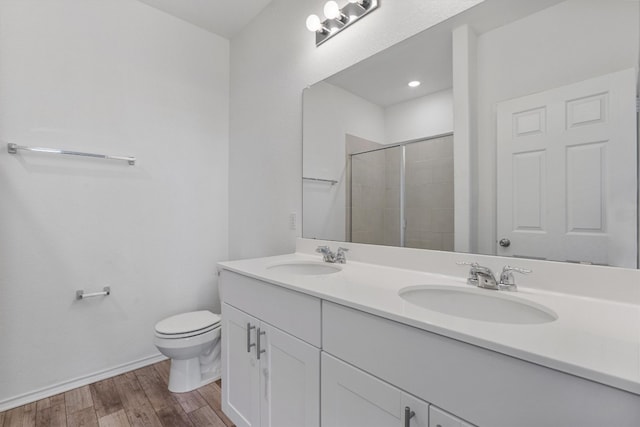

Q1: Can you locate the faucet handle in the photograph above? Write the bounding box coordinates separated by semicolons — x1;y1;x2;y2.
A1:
499;265;532;290
456;261;479;267
316;245;336;262
456;261;480;286
335;247;349;264
502;265;532;275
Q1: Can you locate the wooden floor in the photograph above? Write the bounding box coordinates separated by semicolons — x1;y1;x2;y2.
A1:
0;360;235;427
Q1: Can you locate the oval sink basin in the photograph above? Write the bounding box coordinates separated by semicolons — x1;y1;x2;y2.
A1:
399;285;557;324
267;261;342;275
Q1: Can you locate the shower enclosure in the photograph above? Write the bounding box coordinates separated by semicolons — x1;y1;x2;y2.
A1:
349;133;454;250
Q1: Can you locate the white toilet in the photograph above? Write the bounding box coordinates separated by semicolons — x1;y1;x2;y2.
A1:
154;310;221;393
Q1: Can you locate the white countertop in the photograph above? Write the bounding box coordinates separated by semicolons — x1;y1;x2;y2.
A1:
218;252;640;395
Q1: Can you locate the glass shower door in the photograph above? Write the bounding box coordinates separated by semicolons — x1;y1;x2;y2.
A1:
403;135;455;250
349;133;454;249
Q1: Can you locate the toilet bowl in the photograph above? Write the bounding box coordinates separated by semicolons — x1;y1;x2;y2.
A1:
154;310;221;393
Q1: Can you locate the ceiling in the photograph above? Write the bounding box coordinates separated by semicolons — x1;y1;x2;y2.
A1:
136;0;273;39
325;0;564;107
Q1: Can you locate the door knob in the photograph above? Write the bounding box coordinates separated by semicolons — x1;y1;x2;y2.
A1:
499;238;511;247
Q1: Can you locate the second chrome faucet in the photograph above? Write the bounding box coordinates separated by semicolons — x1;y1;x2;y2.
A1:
457;261;531;291
316;246;349;264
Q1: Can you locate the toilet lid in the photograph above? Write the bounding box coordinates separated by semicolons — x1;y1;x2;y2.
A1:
155;310;220;335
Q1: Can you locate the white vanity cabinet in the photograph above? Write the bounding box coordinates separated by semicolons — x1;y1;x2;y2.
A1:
222;303;260;427
219;265;640;427
220;271;321;427
322;352;429;427
322;301;640;427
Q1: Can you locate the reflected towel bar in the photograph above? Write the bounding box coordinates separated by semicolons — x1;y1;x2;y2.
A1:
7;143;136;165
76;287;111;300
303;176;338;185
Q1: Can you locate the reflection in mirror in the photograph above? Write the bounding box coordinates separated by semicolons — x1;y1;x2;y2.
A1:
303;0;639;268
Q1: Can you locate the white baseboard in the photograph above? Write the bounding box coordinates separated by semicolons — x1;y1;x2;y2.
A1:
0;353;167;412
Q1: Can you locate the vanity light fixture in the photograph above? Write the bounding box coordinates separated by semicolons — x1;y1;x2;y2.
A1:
408;80;421;88
306;0;379;47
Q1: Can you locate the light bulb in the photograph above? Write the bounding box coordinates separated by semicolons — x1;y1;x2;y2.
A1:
323;1;341;20
408;81;421;88
306;14;322;32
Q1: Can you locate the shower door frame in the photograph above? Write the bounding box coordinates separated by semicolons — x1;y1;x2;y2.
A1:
348;131;454;247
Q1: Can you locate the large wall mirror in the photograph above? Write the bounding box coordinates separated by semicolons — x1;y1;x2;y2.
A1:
302;0;639;268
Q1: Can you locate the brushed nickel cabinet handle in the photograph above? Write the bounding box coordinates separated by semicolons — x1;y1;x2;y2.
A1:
257;328;266;360
246;323;256;353
404;406;415;427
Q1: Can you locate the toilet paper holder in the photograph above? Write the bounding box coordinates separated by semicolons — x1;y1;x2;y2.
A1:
76;286;111;300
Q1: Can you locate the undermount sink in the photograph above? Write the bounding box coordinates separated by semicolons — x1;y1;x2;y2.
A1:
399;285;557;324
267;261;342;275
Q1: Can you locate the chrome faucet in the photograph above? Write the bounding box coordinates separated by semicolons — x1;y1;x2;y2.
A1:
457;262;531;291
474;265;499;290
316;245;348;264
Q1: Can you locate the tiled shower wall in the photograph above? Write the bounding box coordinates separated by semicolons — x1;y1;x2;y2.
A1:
404;135;454;250
350;147;387;244
351;134;454;250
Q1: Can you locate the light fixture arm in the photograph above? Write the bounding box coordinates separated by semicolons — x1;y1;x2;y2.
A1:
349;0;370;8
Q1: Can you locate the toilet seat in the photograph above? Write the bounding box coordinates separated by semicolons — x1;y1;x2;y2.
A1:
155;310;220;339
155;323;220;340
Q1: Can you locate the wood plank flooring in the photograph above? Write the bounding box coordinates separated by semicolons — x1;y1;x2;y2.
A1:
0;360;235;427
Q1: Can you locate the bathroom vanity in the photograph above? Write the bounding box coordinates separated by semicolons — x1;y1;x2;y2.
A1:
218;240;640;427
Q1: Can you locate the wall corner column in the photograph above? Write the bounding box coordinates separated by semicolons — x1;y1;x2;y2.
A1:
452;24;477;253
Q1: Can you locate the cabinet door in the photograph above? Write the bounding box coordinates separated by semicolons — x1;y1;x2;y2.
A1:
322;353;428;427
429;406;474;427
259;323;320;427
222;303;261;427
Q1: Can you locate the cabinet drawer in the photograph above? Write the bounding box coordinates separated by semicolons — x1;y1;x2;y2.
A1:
322;353;428;427
429;407;473;427
220;270;321;347
322;301;640;427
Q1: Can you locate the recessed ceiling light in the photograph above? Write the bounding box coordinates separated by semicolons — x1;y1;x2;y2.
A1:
408;80;421;88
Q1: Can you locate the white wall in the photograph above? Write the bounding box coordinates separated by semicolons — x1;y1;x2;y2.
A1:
229;0;485;259
0;0;229;407
473;0;639;255
384;89;454;144
303;81;385;241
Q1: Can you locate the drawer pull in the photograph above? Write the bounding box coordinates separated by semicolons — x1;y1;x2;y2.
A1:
246;323;256;353
404;406;415;427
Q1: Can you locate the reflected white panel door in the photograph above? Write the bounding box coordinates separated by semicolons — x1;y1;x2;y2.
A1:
222;303;260;427
497;69;637;267
321;353;429;427
259;324;320;427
